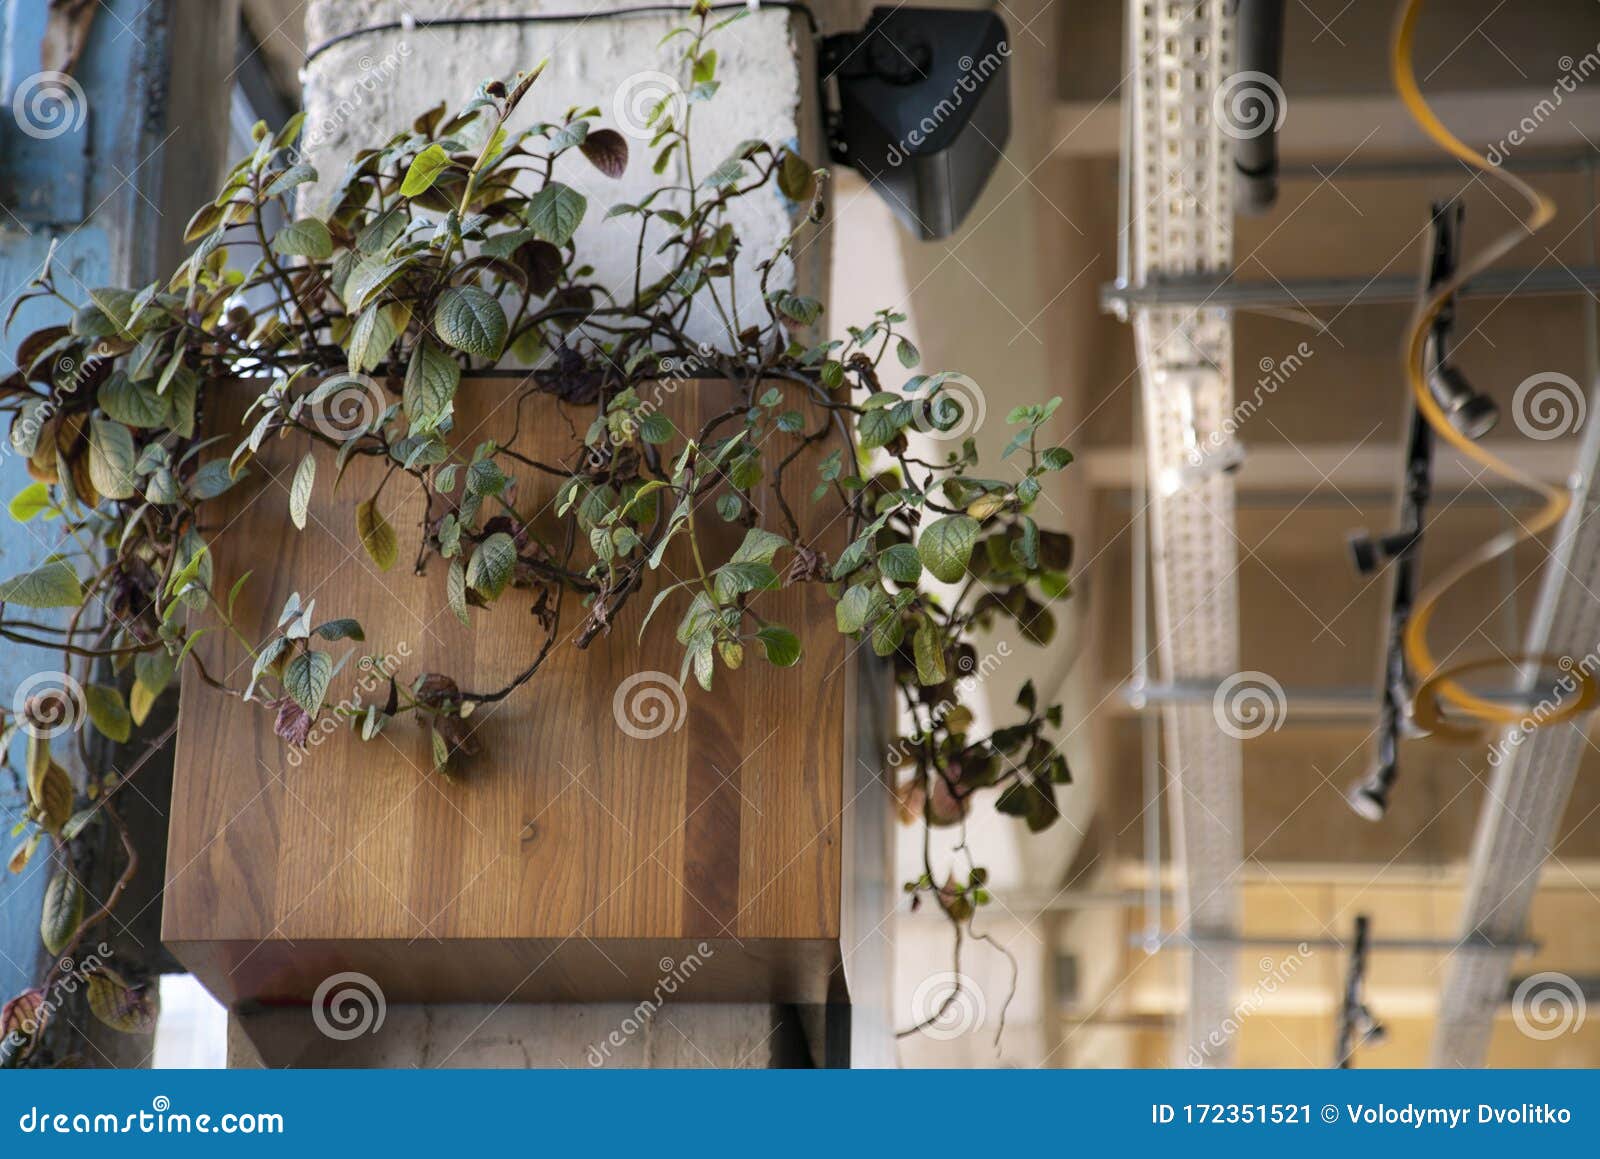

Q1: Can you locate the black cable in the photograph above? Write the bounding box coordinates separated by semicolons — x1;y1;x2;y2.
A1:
303;3;821;68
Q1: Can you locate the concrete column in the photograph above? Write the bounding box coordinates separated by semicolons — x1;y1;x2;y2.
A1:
225;0;845;1070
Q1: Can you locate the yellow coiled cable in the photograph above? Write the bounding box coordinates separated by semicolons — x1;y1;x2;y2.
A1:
1391;0;1597;741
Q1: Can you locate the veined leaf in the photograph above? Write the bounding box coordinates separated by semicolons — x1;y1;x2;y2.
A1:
356;499;398;571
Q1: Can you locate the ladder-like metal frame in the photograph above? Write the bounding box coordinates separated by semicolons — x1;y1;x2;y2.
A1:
1126;0;1244;1065
1432;375;1600;1066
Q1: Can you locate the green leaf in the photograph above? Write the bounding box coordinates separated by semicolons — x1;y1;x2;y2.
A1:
755;625;801;667
271;217;333;260
347;300;408;374
434;286;507;360
879;542;922;584
447;558;470;625
8;482;55;523
835;583;876;634
996;777;1059;833
404;339;460;431
713;561;777;602
730;527;787;566
344;255;409;311
638;411;674;444
0;566;82;611
355;499;399;571
913;617;946;686
528;182;587;246
85;966;159;1034
777;149;817;202
918;514;980;583
40;870;82;956
187;459;237;500
896;337;920;368
288;453;316;530
313;618;364;642
84;685;132;744
88;416;137;500
466;532;516;599
283;649;333;716
98;373;169;428
400;143;452;197
263;162;317;198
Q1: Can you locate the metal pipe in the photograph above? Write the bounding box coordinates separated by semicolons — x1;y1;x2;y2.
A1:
1231;0;1287;215
1100;264;1600;312
1122;678;1529;713
1137;930;1536;953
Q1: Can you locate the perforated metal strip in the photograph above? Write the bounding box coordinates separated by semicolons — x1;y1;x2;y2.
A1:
1128;0;1243;1066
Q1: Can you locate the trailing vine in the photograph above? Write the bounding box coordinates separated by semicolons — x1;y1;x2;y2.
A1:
0;4;1072;1064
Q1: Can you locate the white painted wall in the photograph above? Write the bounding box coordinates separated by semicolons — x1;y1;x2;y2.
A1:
299;0;825;350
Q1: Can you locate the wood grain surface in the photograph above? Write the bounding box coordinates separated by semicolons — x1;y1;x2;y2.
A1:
162;375;863;1005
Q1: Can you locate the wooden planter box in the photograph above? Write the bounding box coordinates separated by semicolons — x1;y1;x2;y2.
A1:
161;376;888;1009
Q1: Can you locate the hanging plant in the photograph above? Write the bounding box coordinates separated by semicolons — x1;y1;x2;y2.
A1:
0;2;1072;1064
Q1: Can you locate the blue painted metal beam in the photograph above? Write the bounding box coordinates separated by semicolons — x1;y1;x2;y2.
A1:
0;0;173;1011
